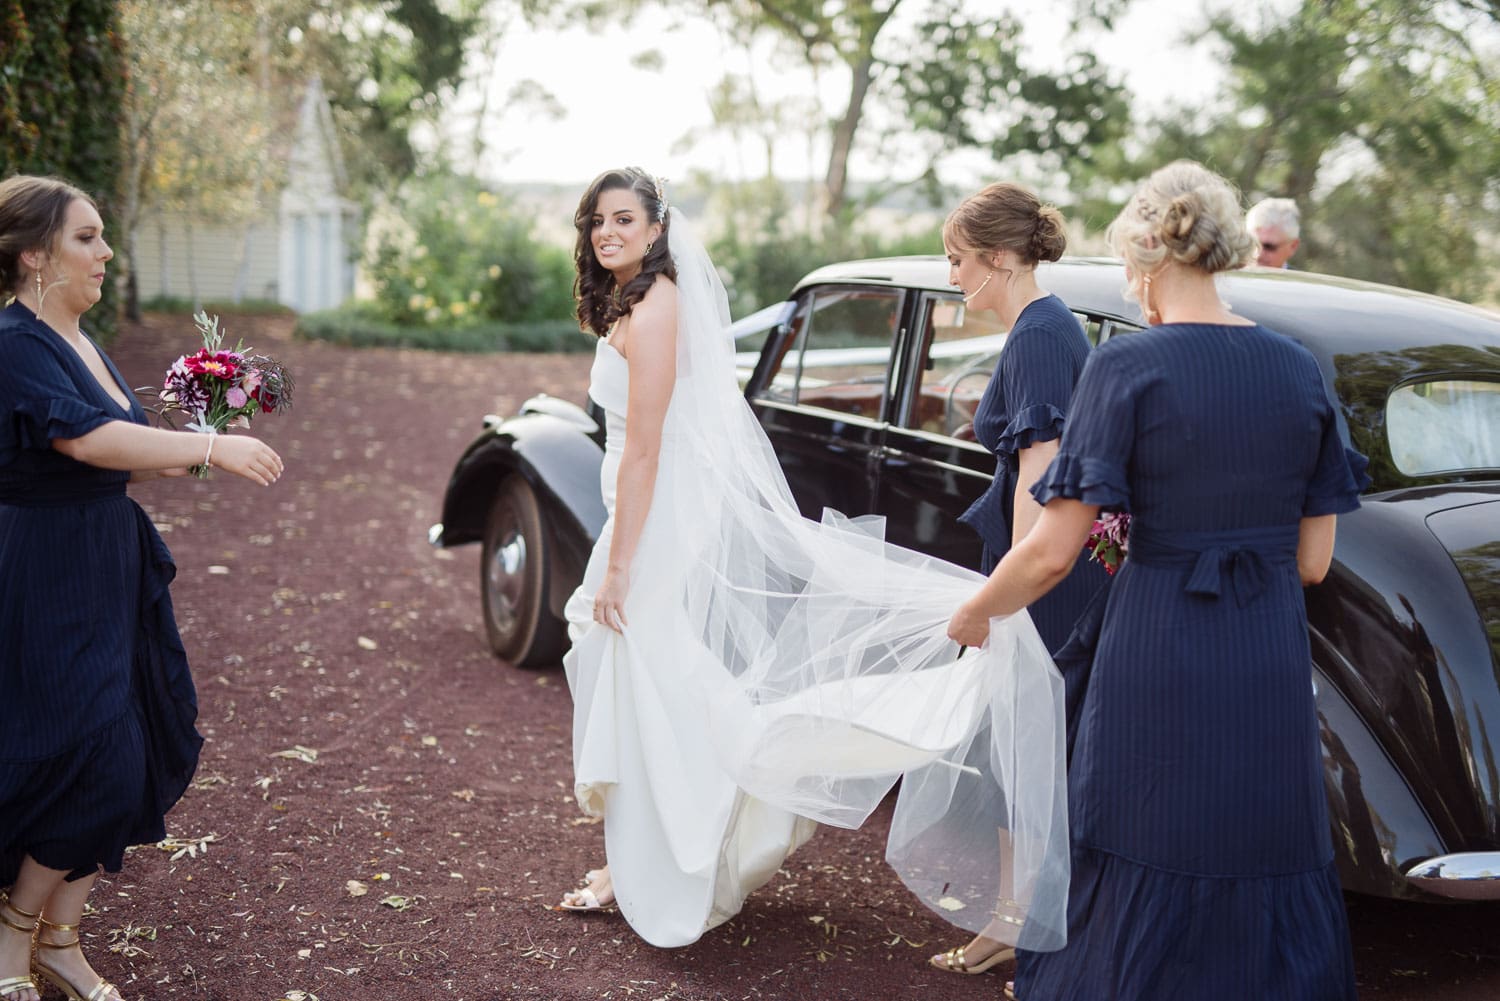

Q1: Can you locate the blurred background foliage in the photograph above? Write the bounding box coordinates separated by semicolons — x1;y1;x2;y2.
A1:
363;172;574;327
3;0;1498;348
2;0;127;339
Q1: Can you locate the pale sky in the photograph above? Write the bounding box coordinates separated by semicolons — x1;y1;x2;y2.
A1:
445;0;1236;190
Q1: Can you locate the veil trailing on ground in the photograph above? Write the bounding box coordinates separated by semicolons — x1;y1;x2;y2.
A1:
654;212;1071;951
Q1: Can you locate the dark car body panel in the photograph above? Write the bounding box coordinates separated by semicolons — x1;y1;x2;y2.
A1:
437;405;605;620
436;255;1500;899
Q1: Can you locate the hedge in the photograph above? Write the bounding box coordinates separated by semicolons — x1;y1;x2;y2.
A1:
295;307;593;354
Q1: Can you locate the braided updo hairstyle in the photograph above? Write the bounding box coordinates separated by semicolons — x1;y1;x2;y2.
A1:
573;167;676;338
943;182;1067;267
1106;160;1258;281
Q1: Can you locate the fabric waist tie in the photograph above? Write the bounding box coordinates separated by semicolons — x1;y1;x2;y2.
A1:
1128;523;1300;607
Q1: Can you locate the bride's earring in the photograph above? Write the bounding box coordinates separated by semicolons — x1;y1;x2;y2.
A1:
645;241;653;254
34;269;42;304
1141;273;1160;324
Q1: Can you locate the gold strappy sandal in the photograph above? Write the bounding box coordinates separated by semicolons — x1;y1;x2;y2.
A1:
929;942;1016;976
33;917;119;1001
0;893;39;1000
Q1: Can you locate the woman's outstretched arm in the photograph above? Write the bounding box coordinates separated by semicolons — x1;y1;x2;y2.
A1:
53;421;283;486
949;497;1098;647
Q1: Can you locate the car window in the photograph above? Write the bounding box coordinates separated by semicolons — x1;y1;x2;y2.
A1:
1386;378;1500;475
906;295;1007;439
732;301;796;390
755;287;901;421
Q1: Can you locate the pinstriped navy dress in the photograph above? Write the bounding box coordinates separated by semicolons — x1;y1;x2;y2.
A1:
958;294;1108;654
1014;322;1363;1000
0;301;202;887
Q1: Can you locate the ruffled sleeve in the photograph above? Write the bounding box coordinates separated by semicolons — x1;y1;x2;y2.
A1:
997;402;1068;456
0;319;114;461
1031;452;1131;509
1030;338;1139;510
1303;406;1372;517
995;317;1080;457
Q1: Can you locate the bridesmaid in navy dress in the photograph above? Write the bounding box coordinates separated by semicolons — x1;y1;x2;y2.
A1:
0;176;283;1001
931;184;1108;977
947;161;1363;1000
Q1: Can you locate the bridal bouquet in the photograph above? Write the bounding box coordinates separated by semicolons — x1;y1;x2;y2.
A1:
1086;511;1131;576
151;311;294;477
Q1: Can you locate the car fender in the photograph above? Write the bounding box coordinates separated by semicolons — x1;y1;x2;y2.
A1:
1308;495;1500;853
1310;653;1446;899
437;406;606;619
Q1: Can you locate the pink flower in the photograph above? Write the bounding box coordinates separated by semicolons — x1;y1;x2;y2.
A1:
226;387;248;408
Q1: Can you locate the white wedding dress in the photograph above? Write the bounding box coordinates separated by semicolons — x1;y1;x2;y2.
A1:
564;338;818;945
562;215;1071;951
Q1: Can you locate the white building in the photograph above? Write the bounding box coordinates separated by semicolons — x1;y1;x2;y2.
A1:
132;78;359;313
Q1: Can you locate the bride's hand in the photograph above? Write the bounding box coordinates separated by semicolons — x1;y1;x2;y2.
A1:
593;569;630;633
947;596;991;648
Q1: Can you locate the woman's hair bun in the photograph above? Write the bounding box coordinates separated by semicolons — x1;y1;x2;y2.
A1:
1030;204;1068;263
1107;161;1258;277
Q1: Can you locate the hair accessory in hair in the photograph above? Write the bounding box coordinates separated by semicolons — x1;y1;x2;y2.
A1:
653;174;670;222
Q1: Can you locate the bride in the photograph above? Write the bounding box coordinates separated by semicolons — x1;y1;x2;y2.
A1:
556;167;1071;952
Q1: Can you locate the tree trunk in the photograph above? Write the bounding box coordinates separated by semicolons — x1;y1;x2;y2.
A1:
824;51;875;226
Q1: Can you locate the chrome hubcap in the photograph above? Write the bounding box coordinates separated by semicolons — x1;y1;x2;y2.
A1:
486;528;527;634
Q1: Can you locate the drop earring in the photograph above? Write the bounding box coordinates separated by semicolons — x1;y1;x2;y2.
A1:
1142;273;1160;324
34;269;42;304
645;241;654;253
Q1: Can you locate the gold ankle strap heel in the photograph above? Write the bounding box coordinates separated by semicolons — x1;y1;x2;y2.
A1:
33;917;119;1001
0;892;39;1000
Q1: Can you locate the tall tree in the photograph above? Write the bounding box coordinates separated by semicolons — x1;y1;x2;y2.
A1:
115;0;502;314
693;1;1128;226
1132;0;1500;298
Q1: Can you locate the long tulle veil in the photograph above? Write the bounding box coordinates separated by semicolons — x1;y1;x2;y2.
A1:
653;212;1071;951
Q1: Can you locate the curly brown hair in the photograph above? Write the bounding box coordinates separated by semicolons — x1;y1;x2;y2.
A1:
573;167;676;338
0;174;95;297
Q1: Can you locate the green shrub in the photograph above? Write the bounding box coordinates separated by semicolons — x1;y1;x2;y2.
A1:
295;306;591;354
140;295;292;316
365;172;577;328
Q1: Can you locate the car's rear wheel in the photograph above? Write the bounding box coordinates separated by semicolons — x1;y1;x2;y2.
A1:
481;475;567;667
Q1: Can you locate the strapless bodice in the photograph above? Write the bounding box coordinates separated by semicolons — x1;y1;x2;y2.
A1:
589;338;629;418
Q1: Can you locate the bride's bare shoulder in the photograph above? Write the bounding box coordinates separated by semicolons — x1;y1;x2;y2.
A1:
631;275;678;327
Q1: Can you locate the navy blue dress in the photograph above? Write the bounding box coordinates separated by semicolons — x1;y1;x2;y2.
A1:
1015;322;1364;1000
0;302;202;886
959;294;1107;655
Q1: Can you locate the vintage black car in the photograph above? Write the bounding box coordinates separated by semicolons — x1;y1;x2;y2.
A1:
432;256;1500;903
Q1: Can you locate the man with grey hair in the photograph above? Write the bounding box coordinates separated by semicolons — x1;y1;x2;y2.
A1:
1247;197;1300;268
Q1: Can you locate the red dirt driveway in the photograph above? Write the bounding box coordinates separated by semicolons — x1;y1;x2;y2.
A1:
78;313;1499;1000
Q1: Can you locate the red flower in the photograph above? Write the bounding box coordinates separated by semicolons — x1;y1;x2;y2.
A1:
183;348;242;380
